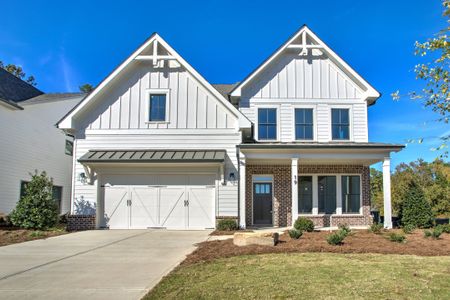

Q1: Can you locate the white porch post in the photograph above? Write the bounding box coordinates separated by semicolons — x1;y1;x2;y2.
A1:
95;174;103;229
382;156;393;229
291;158;299;225
239;154;246;228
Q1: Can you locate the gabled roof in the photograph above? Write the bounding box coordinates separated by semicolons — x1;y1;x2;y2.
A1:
0;68;43;102
58;34;251;129
212;83;239;99
230;25;380;105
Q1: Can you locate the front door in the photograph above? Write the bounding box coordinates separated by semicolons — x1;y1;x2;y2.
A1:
253;182;273;225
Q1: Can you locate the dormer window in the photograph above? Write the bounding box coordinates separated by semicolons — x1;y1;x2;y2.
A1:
146;89;170;123
331;108;349;140
258;108;277;140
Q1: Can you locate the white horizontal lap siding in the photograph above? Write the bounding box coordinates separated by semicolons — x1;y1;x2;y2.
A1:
80;64;237;131
240;51;368;143
72;131;241;217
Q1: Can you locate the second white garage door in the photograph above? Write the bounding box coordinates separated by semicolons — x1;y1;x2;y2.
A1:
103;174;215;230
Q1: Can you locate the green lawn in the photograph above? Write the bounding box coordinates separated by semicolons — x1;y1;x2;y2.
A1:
145;253;450;299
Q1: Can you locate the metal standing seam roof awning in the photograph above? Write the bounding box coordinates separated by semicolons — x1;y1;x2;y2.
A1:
78;149;226;164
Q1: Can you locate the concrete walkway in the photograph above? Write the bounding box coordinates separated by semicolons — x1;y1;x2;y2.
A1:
0;230;210;300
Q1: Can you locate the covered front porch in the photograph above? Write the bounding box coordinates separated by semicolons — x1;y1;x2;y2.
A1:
238;143;404;229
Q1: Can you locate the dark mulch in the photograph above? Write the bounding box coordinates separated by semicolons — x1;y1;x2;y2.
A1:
210;229;253;236
0;227;67;247
183;229;450;266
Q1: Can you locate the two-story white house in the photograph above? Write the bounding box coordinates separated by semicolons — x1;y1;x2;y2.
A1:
58;25;403;230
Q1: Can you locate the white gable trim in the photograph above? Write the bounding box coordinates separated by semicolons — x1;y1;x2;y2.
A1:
58;34;251;129
230;25;380;103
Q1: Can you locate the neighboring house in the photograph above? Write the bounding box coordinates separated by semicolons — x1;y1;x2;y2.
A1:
58;25;403;230
0;68;83;214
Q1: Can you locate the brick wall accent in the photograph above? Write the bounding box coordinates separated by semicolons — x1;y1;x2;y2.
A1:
67;215;96;231
245;164;372;228
246;165;292;227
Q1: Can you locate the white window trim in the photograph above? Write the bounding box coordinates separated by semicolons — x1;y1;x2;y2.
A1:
145;88;170;124
329;105;353;142
251;175;274;225
292;105;317;142
297;174;363;216
254;105;281;142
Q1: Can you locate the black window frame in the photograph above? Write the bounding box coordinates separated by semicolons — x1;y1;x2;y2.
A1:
148;93;167;122
298;176;313;213
258;108;277;140
295;108;314;140
331;108;350;140
341;175;361;214
318;176;337;214
20;181;63;214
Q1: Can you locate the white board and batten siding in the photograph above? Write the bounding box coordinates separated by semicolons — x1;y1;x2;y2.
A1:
71;62;241;219
239;51;369;143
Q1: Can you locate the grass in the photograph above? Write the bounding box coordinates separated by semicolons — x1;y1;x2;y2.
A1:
145;253;450;299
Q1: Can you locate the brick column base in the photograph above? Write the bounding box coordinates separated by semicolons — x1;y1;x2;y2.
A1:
67;215;96;231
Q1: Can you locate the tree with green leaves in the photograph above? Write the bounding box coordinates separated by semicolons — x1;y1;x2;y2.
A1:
0;60;36;86
9;171;58;230
79;83;94;93
392;1;450;155
399;180;434;228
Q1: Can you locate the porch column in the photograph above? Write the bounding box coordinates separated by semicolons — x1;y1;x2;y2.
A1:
239;155;246;228
291;158;298;225
95;174;103;229
382;156;393;229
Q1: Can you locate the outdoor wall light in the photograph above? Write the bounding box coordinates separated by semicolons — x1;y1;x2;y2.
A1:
78;172;87;184
294;175;297;184
229;172;236;181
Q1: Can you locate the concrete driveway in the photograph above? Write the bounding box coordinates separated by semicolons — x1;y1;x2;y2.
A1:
0;230;210;300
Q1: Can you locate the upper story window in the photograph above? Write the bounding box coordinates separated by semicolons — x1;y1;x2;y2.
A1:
331;108;349;140
146;89;170;123
258;108;277;140
295;108;313;140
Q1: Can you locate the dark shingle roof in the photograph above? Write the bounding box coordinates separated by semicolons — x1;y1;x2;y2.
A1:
21;93;85;105
212;83;239;99
0;68;43;102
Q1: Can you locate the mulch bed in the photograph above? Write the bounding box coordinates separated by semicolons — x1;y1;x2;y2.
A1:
0;227;67;247
184;229;450;266
210;229;253;236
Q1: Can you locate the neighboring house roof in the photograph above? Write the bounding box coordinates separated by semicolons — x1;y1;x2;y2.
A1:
229;25;380;105
20;93;85;105
57;33;251;129
0;68;43;102
212;83;239;99
79;149;226;163
0;97;24;110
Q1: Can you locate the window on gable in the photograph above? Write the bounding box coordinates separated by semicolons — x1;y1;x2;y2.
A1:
295;108;313;140
65;135;74;156
149;94;166;122
258;108;277;140
331;108;350;140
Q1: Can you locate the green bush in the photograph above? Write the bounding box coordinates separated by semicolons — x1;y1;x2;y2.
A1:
402;224;415;234
388;232;406;243
399;181;434;228
29;231;45;238
327;231;346;245
338;224;351;236
424;227;443;239
437;223;450;234
216;219;238;231
9;171;58;230
294;217;315;232
369;223;383;234
288;229;303;239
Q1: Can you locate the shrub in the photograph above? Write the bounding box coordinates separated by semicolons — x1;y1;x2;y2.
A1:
327;231;346;245
388;232;406;243
402;224;415;234
29;231;45;238
424;227;443;239
338;224;351;236
216;219;238;231
288;229;303;239
399;181;434;228
9;171;58;230
0;214;12;227
437;223;450;234
294;217;315;232
369;223;383;234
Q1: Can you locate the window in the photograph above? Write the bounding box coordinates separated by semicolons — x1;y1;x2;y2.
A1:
258;108;277;140
65;136;74;156
318;176;336;214
342;176;360;213
149;94;167;122
298;176;313;213
295;108;313;140
20;181;62;214
331;108;350;140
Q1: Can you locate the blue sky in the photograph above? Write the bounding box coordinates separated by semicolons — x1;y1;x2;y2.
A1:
1;0;448;167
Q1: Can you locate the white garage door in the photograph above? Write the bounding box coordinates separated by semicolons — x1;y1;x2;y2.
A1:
103;174;215;230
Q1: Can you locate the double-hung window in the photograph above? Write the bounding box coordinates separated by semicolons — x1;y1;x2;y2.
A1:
331;108;350;140
258;108;277;140
149;94;167;122
342;176;361;213
295;108;313;140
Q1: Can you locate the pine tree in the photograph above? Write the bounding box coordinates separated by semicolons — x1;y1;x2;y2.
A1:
400;180;434;228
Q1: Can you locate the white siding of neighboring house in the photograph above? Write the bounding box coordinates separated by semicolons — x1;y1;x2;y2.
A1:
0;97;81;214
71;62;241;217
239;51;369;143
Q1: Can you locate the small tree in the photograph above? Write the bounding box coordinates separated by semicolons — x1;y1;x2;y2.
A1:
10;171;58;230
400;181;434;228
79;83;94;93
